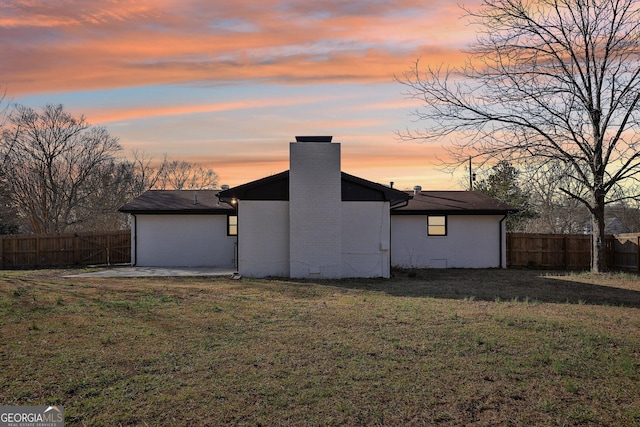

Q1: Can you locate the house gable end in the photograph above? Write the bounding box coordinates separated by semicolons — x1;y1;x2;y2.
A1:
218;171;411;204
218;171;289;202
341;173;410;205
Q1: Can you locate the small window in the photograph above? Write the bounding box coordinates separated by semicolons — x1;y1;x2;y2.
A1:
227;215;238;236
427;215;447;236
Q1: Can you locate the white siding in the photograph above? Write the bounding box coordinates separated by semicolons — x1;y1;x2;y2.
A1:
289;141;342;278
342;202;391;278
238;201;290;278
391;215;506;268
133;214;236;267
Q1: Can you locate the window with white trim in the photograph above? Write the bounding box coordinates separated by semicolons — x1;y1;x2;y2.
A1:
427;215;447;236
227;215;238;236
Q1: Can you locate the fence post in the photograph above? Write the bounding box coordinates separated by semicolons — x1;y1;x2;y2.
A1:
637;236;640;274
73;234;79;265
36;235;41;268
106;234;111;265
0;235;3;269
11;238;15;268
611;236;617;271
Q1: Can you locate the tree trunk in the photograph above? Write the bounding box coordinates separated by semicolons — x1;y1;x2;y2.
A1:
591;193;607;273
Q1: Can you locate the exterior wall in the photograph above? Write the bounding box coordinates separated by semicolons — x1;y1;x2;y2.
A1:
391;214;506;268
289;141;342;278
133;214;236;267
342;202;391;278
238;201;290;278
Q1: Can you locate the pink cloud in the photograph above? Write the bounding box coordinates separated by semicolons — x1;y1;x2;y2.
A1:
203;147;460;191
0;0;474;191
1;0;474;95
169;134;458;190
86;94;345;124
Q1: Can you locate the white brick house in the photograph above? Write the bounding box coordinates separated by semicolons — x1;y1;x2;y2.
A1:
120;136;514;277
119;190;237;268
217;137;410;278
390;191;512;269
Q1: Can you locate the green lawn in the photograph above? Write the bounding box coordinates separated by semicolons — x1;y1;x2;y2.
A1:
1;269;639;426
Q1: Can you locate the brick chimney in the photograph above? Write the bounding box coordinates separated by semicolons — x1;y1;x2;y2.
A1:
289;136;342;278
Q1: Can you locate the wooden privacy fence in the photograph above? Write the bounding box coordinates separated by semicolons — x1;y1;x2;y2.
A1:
2;230;640;271
507;233;593;270
507;232;640;271
0;231;131;269
609;233;640;272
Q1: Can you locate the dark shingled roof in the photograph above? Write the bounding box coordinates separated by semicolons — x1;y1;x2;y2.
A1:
119;189;514;216
119;190;235;214
392;191;516;215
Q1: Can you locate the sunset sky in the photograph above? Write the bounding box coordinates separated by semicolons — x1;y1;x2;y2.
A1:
1;0;481;190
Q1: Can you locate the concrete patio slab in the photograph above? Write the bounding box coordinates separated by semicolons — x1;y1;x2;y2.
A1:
67;266;237;278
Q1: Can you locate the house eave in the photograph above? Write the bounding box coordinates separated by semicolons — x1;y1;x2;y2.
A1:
118;189;236;214
391;209;516;216
119;208;235;215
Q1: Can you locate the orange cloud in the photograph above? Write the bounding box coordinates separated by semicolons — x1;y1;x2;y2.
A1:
1;0;474;95
2;0;478;192
205;149;463;191
164;134;461;190
86;94;346;124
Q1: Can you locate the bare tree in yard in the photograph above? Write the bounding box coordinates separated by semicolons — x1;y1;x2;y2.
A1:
0;104;122;233
125;151;219;192
127;150;161;197
519;161;592;233
153;155;219;190
73;160;137;231
399;0;640;272
0;91;20;234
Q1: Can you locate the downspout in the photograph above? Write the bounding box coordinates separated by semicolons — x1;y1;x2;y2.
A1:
389;207;393;276
499;215;507;269
389;198;411;275
235;204;239;272
132;214;138;266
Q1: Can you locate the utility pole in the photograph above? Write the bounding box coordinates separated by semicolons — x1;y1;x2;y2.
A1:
468;157;476;191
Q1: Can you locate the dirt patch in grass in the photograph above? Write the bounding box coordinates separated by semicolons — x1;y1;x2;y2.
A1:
1;269;639;426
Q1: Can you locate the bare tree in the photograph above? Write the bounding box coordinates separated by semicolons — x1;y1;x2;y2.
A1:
0;102;221;234
519;161;591;233
399;0;640;272
0;104;122;233
0;90;20;234
72;160;137;231
153;156;219;190
127;150;161;197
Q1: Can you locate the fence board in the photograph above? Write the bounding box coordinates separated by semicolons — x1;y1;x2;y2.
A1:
0;231;131;269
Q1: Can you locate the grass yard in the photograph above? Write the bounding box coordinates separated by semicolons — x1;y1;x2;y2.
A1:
1;268;639;426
